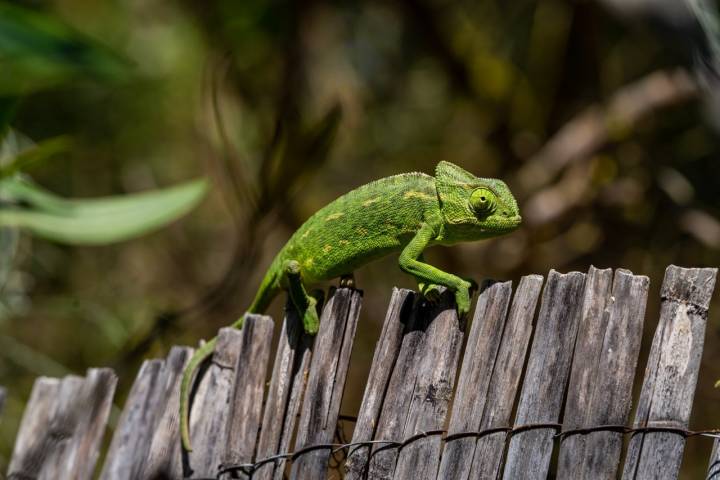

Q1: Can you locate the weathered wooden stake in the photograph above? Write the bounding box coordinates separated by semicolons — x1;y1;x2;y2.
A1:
290;288;363;479
8;368;117;480
502;270;586;480
221;315;274;475
622;266;717;480
252;305;315;480
345;288;413;480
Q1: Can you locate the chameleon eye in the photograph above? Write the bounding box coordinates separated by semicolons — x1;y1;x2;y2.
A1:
470;188;496;215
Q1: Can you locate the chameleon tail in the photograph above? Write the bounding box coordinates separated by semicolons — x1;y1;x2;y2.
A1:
180;267;282;452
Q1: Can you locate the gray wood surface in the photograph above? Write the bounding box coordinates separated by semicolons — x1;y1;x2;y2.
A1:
502;270;586;480
622;266;717;480
465;275;543;480
391;289;466;480
253;304;315;480
8;368;117;480
437;281;513;480
222;315;274;474
708;438;720;479
186;328;244;477
558;268;649;479
365;290;432;480
140;346;194;480
101;359;164;479
345;288;413;480
290;288;363;479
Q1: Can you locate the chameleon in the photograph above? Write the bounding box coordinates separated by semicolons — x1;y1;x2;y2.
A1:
180;160;521;451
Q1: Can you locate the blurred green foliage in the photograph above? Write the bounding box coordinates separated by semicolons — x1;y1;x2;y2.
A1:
0;0;720;475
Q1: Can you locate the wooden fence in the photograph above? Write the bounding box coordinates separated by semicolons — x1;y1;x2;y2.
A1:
3;265;720;479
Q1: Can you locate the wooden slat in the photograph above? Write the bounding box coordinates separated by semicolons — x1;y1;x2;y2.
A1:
345;288;413;480
252;305;315;480
8;369;117;480
364;289;464;480
365;290;433;480
222;315;274;471
708;438;720;479
140;346;194;479
559;268;649;478
391;289;466;480
101;359;164;479
622;266;717;480
290;287;363;479
502;270;586;480
448;275;543;480
187;328;243;476
437;281;513;480
8;377;60;478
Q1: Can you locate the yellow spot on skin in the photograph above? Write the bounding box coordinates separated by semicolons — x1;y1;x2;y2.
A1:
323;244;333;253
356;227;368;236
304;258;314;267
362;197;380;207
339;239;350;246
403;191;435;201
325;212;344;221
301;228;312;239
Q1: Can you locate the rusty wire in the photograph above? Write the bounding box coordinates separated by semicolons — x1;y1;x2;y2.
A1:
204;420;720;479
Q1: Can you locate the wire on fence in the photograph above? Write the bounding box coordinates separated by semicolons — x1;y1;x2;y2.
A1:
207;421;720;478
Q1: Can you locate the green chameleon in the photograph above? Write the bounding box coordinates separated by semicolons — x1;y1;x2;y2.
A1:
180;160;521;450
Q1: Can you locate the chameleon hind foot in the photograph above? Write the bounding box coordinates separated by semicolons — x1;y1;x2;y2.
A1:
284;259;321;334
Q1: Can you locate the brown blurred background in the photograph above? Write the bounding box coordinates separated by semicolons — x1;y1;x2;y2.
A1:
2;0;720;476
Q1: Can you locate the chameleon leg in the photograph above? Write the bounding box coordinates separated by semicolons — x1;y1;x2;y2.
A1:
284;259;320;334
415;254;443;302
399;223;474;315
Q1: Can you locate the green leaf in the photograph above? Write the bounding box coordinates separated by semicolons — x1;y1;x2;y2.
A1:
0;135;71;178
0;179;207;245
0;2;131;94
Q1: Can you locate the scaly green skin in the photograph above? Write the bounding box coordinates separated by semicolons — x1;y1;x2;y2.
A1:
180;161;521;450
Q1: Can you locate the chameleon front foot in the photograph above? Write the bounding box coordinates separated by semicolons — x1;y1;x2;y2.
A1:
418;281;444;303
454;280;474;316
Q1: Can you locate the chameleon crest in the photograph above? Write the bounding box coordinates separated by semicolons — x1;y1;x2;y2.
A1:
180;161;521;450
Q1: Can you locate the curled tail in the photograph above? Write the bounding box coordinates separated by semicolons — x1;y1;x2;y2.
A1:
180;265;282;451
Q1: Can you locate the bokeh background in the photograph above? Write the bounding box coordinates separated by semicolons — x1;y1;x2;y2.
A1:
2;0;720;476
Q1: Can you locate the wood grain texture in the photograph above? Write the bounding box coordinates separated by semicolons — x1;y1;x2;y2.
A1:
558;268;648;479
365;290;432;480
222;315;274;473
622;266;717;480
466;275;543;480
391;289;466;480
139;346;194;480
502;270;586;480
437;281;513;480
253;304;315;480
290;288;363;479
708;439;720;479
101;359;164;480
345;288;414;480
8;369;117;480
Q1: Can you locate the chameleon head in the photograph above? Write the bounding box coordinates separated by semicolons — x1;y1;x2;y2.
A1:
435;161;521;239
